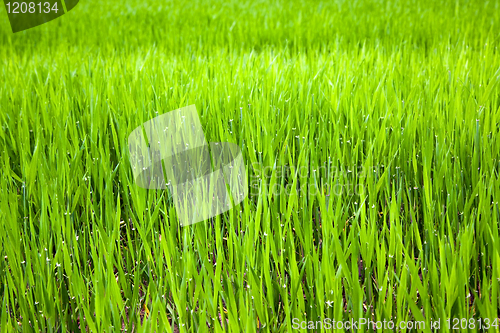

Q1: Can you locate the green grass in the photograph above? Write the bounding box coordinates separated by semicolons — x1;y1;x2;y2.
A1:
1;0;500;331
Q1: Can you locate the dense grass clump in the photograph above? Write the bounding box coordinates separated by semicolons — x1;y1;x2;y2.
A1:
1;0;500;331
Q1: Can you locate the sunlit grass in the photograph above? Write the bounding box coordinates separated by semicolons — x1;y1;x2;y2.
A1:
1;0;500;332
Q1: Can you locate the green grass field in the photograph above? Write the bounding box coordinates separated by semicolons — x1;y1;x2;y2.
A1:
1;0;500;331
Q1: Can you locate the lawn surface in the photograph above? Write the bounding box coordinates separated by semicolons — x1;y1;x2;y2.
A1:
1;0;500;331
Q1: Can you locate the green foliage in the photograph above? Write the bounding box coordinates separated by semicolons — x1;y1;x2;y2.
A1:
0;0;500;331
